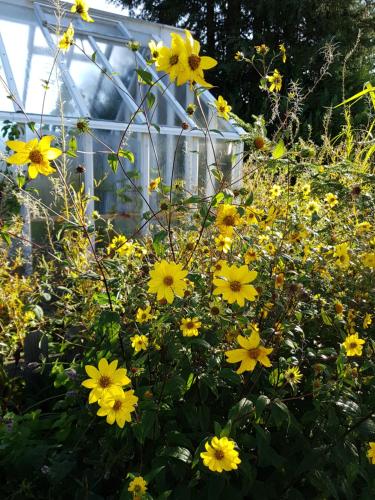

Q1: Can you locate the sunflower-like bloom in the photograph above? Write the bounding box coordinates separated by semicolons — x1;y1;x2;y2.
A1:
325;192;338;208
215;204;241;237
213;264;258;306
342;333;365;357
225;329;273;374
266;69;283;92
215;95;232;120
333;243;350;269
367;442;375;465
255;44;269;55
177;30;217;88
215;234;232;254
362;252;375;268
130;334;149;353
148;176;161;192
363;313;372;329
82;358;130;404
270;184;282;199
284;366;303;385
136;306;153;323
155;33;187;85
148;40;163;61
200;437;241;473
6;136;62;179
148;260;188;304
356;221;372;234
128;476;148;497
71;0;94;23
97;387;138;428
180;317;201;337
58;23;74;52
244;247;258;264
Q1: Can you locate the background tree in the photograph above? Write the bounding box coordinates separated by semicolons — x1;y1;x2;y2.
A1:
111;0;375;139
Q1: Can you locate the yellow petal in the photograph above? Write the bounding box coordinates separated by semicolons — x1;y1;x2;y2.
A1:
6;152;30;165
85;364;100;379
45;147;62;160
6;140;26;152
200;56;217;69
28;164;39;179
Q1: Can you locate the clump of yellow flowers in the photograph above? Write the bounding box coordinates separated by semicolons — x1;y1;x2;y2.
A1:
82;358;138;428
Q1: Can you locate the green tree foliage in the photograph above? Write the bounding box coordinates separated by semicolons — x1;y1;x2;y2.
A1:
112;0;375;138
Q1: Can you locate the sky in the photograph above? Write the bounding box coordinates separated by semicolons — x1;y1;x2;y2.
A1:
65;0;128;15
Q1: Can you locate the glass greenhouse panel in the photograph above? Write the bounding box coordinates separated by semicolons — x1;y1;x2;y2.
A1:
0;61;14;112
98;41;182;126
92;129;145;233
0;5;78;117
198;137;235;192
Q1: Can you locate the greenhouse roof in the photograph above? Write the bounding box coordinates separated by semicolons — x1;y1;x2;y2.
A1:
0;0;243;139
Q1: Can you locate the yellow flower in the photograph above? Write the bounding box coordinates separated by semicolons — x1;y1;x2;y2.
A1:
180;317;201;337
245;207;260;225
363;313;372;329
325;192;338;208
82;358;131;404
97;387;138;428
155;33;187;85
284;366;303;385
215;95;232;120
234;51;244;61
301;183;311;197
213;263;258;306
58;24;74;52
107;235;133;256
148;176;161;192
128;476;148;497
136;306;153;323
305;199;320;216
200;437;241;472
342;333;365;357
215;204;241;237
333;243;350;269
270;184;282;199
148;40;163;61
356;221;372;235
266;69;282;92
130;334;149;353
6;136;62;179
279;43;287;63
362;252;375;268
334;301;344;315
225;330;273;373
255;44;269;55
367;442;375;465
261;302;274;318
244;247;258;264
215;234;232;254
179;30;217;88
148;260;188;304
265;242;276;255
208;300;224;318
71;0;94;22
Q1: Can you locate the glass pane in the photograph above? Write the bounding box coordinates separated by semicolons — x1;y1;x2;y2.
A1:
197;138;234;192
0;60;13;112
0;6;78;117
92;129;144;234
65;37;133;121
98;41;182;126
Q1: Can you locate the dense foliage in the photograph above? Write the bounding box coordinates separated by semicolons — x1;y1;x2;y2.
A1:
0;1;375;499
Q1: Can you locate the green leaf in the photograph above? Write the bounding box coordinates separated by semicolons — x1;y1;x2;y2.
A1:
272;139;286;159
93;311;121;345
147;92;156;109
255;395;270;418
107;153;118;173
159;446;192;463
119;149;135;163
136;69;153;85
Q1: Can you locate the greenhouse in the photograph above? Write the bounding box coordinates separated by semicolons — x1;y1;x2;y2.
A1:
0;0;243;237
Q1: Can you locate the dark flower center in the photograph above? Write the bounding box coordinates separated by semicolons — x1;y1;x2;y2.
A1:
170;54;179;66
99;375;111;388
163;276;174;286
248;348;260;359
186;322;195;329
29;150;44;164
230;281;241;292
188;55;201;70
211;307;220;315
349;342;358;349
215;450;225;460
113;400;122;411
223;215;235;226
